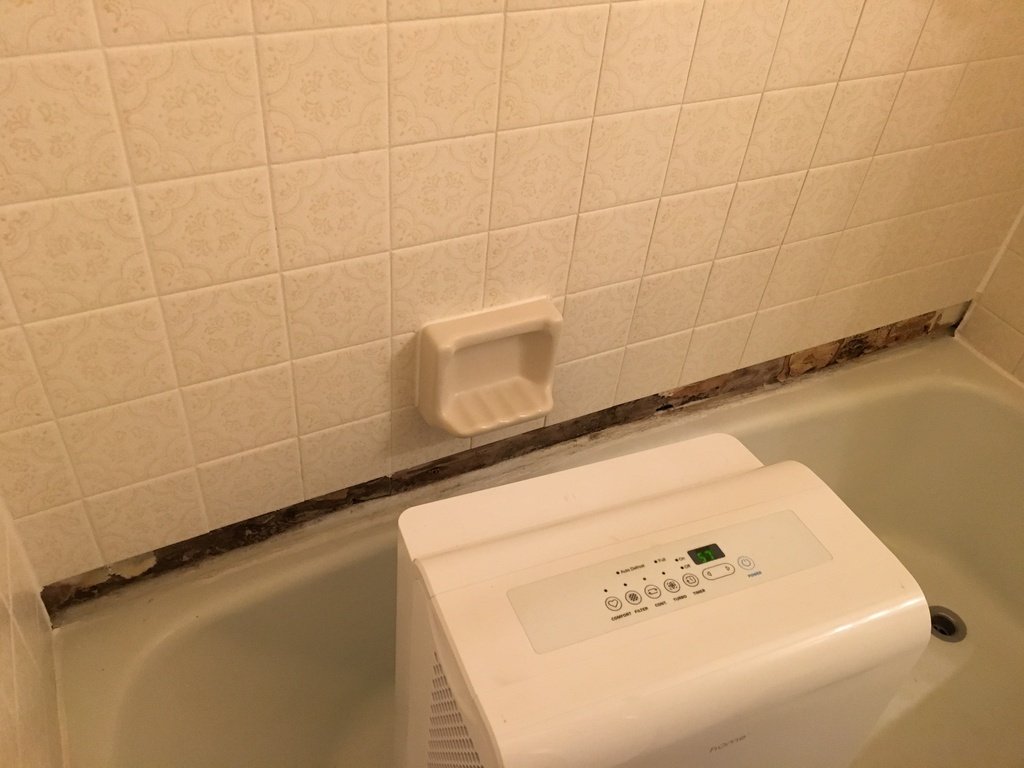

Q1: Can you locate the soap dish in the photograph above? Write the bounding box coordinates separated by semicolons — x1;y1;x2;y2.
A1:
416;298;562;437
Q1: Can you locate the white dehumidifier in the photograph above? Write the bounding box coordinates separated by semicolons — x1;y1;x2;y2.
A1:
394;434;929;768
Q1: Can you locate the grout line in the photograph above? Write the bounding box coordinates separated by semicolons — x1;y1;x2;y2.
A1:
480;4;511;311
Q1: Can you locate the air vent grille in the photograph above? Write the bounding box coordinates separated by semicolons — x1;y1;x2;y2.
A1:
428;655;484;768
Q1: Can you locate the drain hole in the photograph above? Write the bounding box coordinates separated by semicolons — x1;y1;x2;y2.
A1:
929;605;967;642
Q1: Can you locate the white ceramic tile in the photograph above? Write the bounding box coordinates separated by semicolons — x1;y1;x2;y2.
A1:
628;264;711;342
25;300;177;417
484;216;575;306
108;39;265;183
558;280;640;361
94;0;252;45
0;189;152;322
14;503;103;585
932;192;1024;262
253;0;385;31
0;423;79;517
717;172;805;257
568;201;657;292
823;209;939;291
0;274;18;330
696;246;777;324
162;276;288;385
740;83;834;180
581;106;678;211
390;406;466;472
283;253;390;357
615;331;692;403
912;0;1024;70
293;340;390;434
490;120;590;229
812;74;902;167
138;168;277;294
596;0;702;114
389;15;502;144
761;233;841;308
786;159;871;242
85;471;207;563
647;185;734;273
741;297;817;365
470;417;545;448
181;364;296;462
0;0;97;57
390;333;417;410
959;306;1024;374
547;348;624;424
197;440;304;529
0;52;128;205
301;414;389;496
391;134;494;248
258;27;388;162
499;5;608;129
981;250;1024;332
939;56;1024;143
846;146;930;227
392;234;486;335
60;392;193;496
842;0;932;80
683;0;789;103
508;0;597;8
876;65;965;154
679;313;755;384
918;129;1024;210
390;0;503;20
0;329;52;433
663;95;759;195
766;0;863;90
272;151;389;270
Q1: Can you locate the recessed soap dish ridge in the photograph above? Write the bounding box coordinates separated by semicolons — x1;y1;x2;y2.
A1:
416;298;562;438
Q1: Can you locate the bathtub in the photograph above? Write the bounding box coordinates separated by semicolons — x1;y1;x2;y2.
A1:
55;336;1024;767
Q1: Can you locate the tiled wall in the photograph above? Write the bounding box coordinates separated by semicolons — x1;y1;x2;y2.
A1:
1;496;64;766
959;207;1024;379
1;0;1024;585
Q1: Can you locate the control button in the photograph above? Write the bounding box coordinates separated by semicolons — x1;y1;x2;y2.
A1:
681;573;700;588
605;596;623;611
644;584;662;599
737;555;755;570
624;590;643;605
663;578;681;593
702;563;736;580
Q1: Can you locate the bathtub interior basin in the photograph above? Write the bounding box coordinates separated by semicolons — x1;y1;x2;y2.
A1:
54;337;1024;768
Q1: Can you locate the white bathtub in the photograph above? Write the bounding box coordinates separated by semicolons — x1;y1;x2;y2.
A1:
55;336;1024;767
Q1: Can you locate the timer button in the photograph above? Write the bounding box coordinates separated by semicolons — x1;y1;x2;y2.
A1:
681;573;700;588
737;555;755;570
624;590;643;605
702;563;736;580
605;596;623;611
644;584;661;599
663;578;681;593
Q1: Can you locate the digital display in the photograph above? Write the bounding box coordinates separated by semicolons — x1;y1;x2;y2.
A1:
687;543;725;565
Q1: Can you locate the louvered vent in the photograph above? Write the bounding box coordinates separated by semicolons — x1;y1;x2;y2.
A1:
428;654;485;768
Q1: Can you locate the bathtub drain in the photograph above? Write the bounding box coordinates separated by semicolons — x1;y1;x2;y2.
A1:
929;606;967;642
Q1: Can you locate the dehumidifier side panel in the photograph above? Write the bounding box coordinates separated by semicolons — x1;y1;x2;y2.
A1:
394;547;435;768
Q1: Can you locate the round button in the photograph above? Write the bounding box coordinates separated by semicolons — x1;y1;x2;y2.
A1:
681;573;700;588
605;596;623;611
738;555;755;570
644;584;662;599
663;578;681;593
624;590;643;605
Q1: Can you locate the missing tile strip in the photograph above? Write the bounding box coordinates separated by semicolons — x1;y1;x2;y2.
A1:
42;307;961;620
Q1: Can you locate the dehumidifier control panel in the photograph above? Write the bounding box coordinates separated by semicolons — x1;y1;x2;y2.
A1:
507;510;832;653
